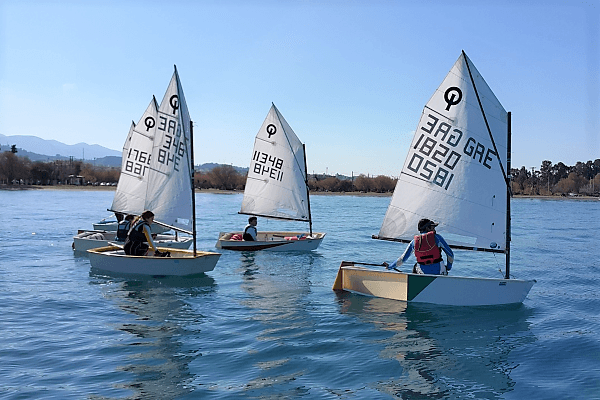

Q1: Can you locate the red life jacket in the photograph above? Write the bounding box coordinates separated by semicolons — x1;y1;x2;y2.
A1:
414;231;443;265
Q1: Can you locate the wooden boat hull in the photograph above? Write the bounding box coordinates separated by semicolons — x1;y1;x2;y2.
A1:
215;231;325;251
87;246;221;276
333;261;535;306
73;230;193;252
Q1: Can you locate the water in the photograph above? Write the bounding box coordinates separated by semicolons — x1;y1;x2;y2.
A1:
1;189;599;399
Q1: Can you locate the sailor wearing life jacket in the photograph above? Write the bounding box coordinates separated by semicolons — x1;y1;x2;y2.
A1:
243;216;258;241
124;210;160;256
115;214;134;242
386;218;454;275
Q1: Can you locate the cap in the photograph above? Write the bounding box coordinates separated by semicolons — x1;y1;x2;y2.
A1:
418;218;438;232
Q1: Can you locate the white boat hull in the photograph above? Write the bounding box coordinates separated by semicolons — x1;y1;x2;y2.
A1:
215;231;325;251
92;221;169;234
87;245;221;276
73;230;193;252
333;261;535;306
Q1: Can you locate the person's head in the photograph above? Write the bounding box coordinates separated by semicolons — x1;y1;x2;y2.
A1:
141;210;155;223
418;218;438;233
248;216;257;226
125;214;135;221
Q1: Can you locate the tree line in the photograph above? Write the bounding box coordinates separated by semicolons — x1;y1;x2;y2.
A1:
511;159;600;196
1;148;599;196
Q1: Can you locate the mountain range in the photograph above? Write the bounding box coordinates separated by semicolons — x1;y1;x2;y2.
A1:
0;133;121;161
0;133;248;172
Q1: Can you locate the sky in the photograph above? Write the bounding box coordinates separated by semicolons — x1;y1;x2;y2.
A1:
1;0;598;177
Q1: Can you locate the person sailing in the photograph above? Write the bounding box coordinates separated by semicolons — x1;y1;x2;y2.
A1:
243;216;258;241
115;214;134;242
124;210;169;257
384;218;453;275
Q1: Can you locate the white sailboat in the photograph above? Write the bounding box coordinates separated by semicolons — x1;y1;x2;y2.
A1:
333;51;535;306
216;104;325;251
87;66;221;276
73;100;191;251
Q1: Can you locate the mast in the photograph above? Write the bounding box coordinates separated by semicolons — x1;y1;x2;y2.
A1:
506;112;512;279
302;143;313;236
190;120;197;256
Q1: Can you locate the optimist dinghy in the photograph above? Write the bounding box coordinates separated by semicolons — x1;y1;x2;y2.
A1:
87;66;220;276
73;104;191;252
216;104;325;251
334;51;535;306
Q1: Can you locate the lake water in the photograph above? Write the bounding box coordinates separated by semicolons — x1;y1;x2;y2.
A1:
1;189;599;399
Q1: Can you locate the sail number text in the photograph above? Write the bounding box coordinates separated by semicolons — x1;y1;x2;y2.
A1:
156;114;186;172
125;148;150;176
406;114;498;190
252;151;284;181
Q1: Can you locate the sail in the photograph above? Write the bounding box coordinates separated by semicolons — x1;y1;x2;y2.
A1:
111;67;193;232
378;52;508;251
111;98;159;217
240;104;310;221
144;68;194;232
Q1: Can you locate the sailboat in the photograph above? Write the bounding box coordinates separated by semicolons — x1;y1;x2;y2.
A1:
215;104;325;251
333;51;535;306
87;66;221;276
73;106;192;252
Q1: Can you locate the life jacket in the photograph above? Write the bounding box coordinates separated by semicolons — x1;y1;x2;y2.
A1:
243;224;257;241
414;231;443;265
116;220;131;241
128;219;149;243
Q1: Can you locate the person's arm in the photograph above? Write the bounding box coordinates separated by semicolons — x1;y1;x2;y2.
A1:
143;225;158;252
436;234;454;270
250;226;257;240
387;240;414;270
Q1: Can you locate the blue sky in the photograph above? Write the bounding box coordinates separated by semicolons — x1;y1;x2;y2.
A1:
1;0;598;176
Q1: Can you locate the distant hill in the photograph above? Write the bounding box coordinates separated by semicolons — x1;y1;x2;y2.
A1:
0;134;251;171
0;134;120;161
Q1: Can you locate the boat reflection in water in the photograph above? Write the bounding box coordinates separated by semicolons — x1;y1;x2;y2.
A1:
90;271;216;399
335;291;535;399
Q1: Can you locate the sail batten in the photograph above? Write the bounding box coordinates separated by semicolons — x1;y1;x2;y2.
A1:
378;52;508;251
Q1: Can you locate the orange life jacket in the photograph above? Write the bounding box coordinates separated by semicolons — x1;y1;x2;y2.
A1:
414;231;443;265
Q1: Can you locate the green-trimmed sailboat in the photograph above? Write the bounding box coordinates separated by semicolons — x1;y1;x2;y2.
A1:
334;51;535;306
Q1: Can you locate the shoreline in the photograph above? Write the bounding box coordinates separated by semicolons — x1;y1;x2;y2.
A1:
2;185;599;200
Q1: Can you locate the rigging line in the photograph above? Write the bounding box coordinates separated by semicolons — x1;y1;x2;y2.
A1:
462;50;509;188
238;211;309;222
272;104;307;181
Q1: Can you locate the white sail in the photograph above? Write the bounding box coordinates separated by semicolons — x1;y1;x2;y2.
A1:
379;52;508;251
145;68;194;232
110;98;159;217
110;68;193;233
240;104;310;221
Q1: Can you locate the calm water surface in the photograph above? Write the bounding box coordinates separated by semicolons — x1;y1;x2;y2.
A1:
1;190;599;399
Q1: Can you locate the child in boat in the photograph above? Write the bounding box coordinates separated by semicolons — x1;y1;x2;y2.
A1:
384;218;454;275
124;210;168;257
243;216;258;241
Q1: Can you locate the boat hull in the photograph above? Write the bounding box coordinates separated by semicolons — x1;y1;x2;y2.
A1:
215;231;325;251
92;221;169;234
333;261;535;306
87;246;221;276
73;230;193;252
